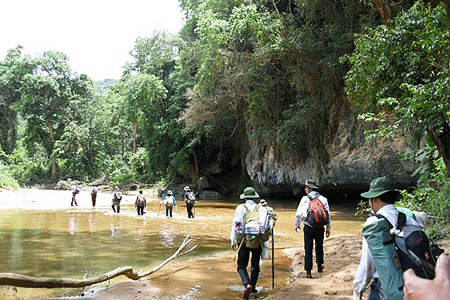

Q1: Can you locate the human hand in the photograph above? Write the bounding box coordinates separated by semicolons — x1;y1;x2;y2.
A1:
404;254;450;300
326;230;330;238
295;227;300;232
231;244;237;251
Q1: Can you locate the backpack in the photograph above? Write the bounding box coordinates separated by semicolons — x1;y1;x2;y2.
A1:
363;217;404;300
186;192;196;205
306;194;329;227
236;204;270;249
136;194;146;207
114;192;122;201
379;212;440;279
165;196;174;207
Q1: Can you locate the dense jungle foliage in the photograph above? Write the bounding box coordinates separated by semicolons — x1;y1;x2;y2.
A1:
0;0;449;229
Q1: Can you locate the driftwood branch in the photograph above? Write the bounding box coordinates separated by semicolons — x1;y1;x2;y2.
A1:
0;233;197;288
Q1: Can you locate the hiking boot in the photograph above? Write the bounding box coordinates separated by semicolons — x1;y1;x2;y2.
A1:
318;264;324;273
305;271;312;279
242;284;252;299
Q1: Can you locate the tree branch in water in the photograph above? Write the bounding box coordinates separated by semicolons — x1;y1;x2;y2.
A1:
0;233;197;288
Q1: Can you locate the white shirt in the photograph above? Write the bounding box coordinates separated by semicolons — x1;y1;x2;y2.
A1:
352;204;419;300
230;199;268;246
295;191;331;231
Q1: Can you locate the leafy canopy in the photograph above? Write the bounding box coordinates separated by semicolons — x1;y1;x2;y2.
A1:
345;1;450;140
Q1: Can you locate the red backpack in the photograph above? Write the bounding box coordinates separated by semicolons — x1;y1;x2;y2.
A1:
306;195;329;227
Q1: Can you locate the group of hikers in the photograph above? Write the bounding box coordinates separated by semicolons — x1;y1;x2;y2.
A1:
70;177;449;300
69;185;197;218
158;186;197;218
231;177;449;300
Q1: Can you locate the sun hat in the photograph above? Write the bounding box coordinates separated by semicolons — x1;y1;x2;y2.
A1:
240;187;260;199
361;176;397;198
305;180;319;189
184;186;191;191
259;199;268;206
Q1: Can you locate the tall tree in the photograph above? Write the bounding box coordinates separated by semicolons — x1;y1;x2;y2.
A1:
17;51;93;179
120;74;167;154
0;46;33;154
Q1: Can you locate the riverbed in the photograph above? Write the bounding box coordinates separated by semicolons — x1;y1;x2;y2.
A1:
0;188;364;299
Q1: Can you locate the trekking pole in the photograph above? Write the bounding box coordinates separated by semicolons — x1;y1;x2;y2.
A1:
271;227;275;290
233;239;245;261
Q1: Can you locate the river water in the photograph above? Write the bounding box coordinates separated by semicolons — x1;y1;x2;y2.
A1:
0;189;364;299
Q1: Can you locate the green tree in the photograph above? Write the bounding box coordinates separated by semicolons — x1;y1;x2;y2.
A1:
120;74;167;155
0;46;33;154
123;31;180;81
345;2;450;175
16;51;93;179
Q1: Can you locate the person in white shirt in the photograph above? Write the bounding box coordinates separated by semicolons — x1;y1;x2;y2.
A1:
230;187;269;299
161;190;176;218
295;179;331;278
353;176;419;300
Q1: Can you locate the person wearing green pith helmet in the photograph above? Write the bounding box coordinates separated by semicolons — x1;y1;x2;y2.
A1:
353;176;420;300
230;187;269;299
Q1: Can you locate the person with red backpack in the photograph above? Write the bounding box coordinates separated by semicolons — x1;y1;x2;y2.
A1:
295;179;331;278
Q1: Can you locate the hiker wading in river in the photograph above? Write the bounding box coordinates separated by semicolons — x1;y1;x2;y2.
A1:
230;187;270;299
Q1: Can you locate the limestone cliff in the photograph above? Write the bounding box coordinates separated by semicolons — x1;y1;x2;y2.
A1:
245;108;418;197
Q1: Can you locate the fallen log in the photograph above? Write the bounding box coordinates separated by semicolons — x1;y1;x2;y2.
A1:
0;233;197;288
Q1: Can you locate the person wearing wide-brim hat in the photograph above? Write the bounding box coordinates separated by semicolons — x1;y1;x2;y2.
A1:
259;199;277;223
295;179;331;279
182;186;195;218
353;176;419;300
231;187;269;299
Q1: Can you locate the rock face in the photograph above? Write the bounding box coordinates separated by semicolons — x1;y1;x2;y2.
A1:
246;109;418;198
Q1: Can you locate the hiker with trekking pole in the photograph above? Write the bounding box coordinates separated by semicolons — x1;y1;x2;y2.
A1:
230;187;271;299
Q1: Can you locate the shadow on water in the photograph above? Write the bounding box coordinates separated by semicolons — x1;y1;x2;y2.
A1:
0;189;365;299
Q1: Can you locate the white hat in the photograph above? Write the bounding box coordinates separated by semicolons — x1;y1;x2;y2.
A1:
414;211;429;228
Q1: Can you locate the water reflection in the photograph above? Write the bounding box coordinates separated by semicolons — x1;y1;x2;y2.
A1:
159;224;178;248
69;213;77;237
88;212;96;233
110;215;122;239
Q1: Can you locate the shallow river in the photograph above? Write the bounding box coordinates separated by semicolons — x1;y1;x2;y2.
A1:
0;189;364;299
